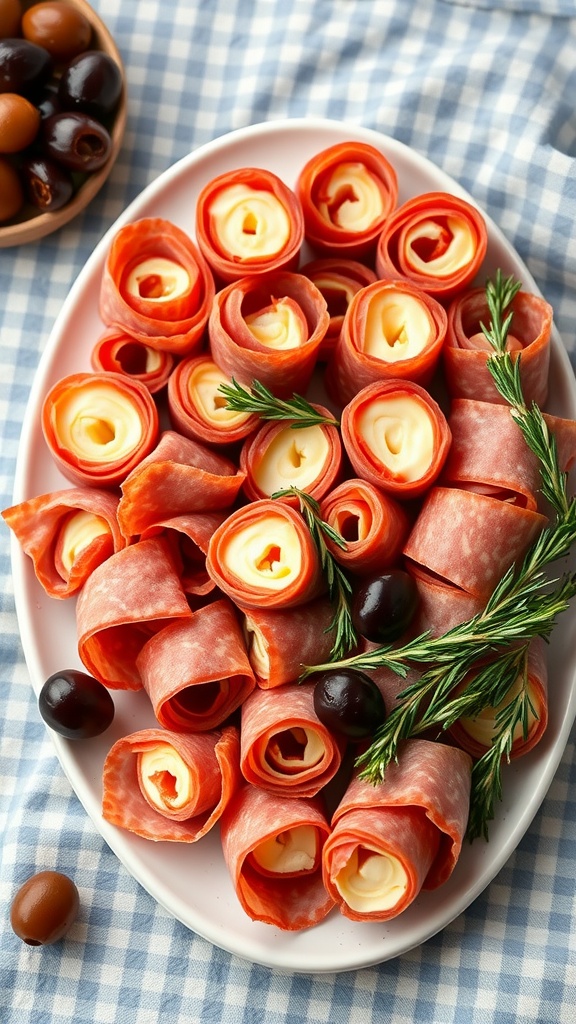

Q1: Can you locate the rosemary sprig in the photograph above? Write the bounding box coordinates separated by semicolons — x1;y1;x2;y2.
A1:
217;378;340;429
271;486;357;659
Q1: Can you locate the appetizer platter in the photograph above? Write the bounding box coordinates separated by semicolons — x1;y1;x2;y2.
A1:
7;118;576;972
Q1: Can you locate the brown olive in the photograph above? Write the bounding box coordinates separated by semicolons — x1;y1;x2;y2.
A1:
43;109;111;170
0;0;22;39
22;2;92;64
0;91;40;151
10;870;80;945
22;153;74;210
0;154;23;219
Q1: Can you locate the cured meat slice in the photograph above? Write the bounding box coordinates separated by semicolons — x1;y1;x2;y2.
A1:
116;430;246;539
403;487;547;601
325;278;447;406
208;271;329;399
102;725;241;841
167;353;259;447
443;287;552;407
299;256;377;360
91;328;175;394
296;141;398;258
41;371;159;489
340;379;451;500
206;498;324;610
2;486;126;599
319;477;410;575
136;598;256;732
195;167;304;283
99;217;215;356
242;597;337;688
449;636;548;760
375;192;487;300
323;739;472;921
140;510;227;596
76;536;192;690
239;681;344;797
220;783;334;930
407;565;485;640
239;406;342;503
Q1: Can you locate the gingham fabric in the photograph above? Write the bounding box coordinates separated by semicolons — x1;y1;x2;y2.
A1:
1;1;575;1020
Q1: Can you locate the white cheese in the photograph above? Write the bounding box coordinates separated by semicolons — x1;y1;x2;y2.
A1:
405;215;475;278
317;162;384;232
124;257;191;302
362;289;431;363
58;510;110;573
243;616;270;679
265;727;325;773
188;360;252;426
209;183;291;258
138;743;193;811
459;676;536;748
356;395;434;482
251;825;318;874
334;844;408;913
245;298;305;350
223;514;302;590
252;424;330;495
53;382;144;463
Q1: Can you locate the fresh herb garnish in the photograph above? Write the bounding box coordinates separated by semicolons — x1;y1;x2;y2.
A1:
217;378;340;429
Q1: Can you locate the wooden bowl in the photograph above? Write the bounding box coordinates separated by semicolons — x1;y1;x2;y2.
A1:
0;0;127;247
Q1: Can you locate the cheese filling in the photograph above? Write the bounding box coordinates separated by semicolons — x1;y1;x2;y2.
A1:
188;360;252;427
404;215;475;278
223;515;302;590
252;424;330;495
124;257;191;302
52;382;144;463
209;183;291;259
363;290;432;362
251;825;318;875
265;727;325;775
318;162;384;232
243;617;270;679
57;510;110;574
459;676;537;748
245;298;307;350
334;844;408;913
138;743;194;811
357;395;435;481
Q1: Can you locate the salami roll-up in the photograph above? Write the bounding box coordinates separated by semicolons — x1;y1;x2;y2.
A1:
239;407;342;503
242;597;337;689
99;217;215;356
2;487;126;599
137;598;255;732
375;192;487;300
297;141;398;259
117;430;245;539
220;784;334;930
319;477;409;575
403;487;547;601
91;329;175;395
76;536;192;691
206;499;324;610
140;511;226;596
240;682;344;797
300;257;377;360
449;637;548;760
102;725;241;842
323;739;472;922
167;354;259;447
443;287;553;407
41;372;159;489
208;271;329;398
326;279;448;406
340;379;451;500
195;167;304;284
407;565;485;640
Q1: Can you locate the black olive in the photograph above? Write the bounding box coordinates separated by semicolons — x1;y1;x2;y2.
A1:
42;110;111;171
57;50;122;121
21;155;74;211
0;38;53;97
351;570;419;644
313;668;385;741
38;669;115;739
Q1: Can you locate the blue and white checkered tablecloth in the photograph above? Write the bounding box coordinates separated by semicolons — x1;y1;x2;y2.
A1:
1;1;575;1020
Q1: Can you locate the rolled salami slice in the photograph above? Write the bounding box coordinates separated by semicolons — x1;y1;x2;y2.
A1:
102;725;241;842
220;783;334;930
206;498;324;610
167;353;259;447
375;192;487;300
340;379;452;500
325;278;447;406
296;141;398;258
99;217;215;356
208;271;329;399
91;328;175;395
319;477;410;575
443;287;552;407
195;167;304;283
76;536;192;690
117;430;245;539
239;407;342;503
407;565;485;640
41;371;159;489
140;511;227;596
242;597;337;688
136;598;256;732
299;256;377;360
323;739;472;922
403;487;547;601
2;487;126;599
